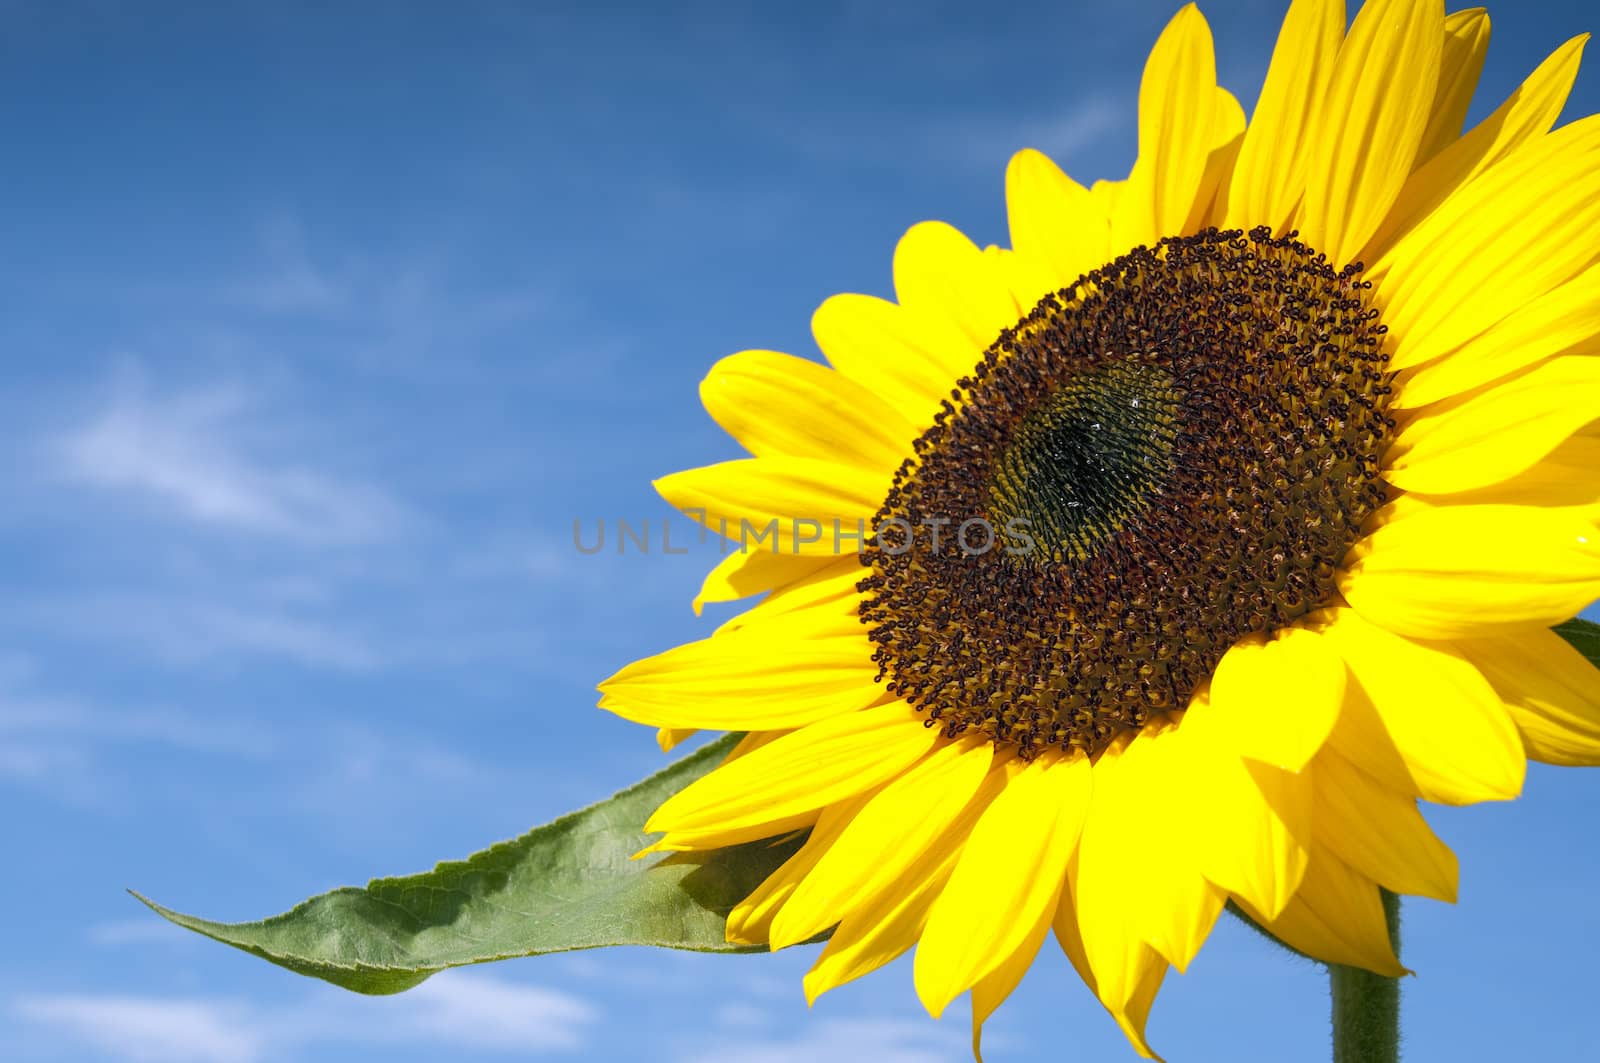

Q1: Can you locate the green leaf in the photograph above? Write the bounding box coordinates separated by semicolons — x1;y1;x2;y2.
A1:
135;734;801;995
1555;618;1600;666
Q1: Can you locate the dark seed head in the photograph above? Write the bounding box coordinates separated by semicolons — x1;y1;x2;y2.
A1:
857;227;1394;758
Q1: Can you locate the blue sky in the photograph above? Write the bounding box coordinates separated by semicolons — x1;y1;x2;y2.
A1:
3;1;1599;1060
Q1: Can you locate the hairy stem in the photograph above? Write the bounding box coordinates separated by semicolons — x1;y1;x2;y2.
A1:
1328;889;1401;1063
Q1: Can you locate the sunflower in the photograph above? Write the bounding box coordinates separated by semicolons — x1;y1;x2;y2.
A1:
599;0;1600;1056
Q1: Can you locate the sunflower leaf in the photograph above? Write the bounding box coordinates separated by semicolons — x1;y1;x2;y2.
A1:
1555;618;1600;666
133;734;800;994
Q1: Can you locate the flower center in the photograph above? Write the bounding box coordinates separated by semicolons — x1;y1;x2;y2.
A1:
858;227;1394;757
987;358;1181;563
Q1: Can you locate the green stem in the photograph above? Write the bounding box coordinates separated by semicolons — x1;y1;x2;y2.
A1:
1329;889;1401;1063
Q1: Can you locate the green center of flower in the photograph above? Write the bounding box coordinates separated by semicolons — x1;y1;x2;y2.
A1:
988;358;1181;562
858;227;1394;757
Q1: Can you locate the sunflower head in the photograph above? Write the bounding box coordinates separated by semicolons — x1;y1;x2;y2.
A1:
860;226;1394;757
600;0;1600;1056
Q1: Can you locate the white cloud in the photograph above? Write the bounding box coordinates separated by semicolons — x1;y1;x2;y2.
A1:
1020;98;1123;163
55;373;408;545
27;362;577;676
221;214;550;370
939;97;1124;172
13;995;265;1063
400;973;595;1052
681;1017;967;1063
226;215;349;315
714;1001;772;1030
17;593;384;672
0;678;277;756
0;739;100;805
13;973;597;1063
84;919;198;948
0;679;270;808
0;664;509;816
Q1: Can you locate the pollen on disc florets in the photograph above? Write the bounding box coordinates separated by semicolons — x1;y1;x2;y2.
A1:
857;227;1394;758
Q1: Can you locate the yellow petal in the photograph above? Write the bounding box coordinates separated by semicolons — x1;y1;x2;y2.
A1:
1070;749;1158;1003
655;727;697;752
1362;33;1587;264
769;735;993;949
724;796;867;946
712;560;863;636
1458;625;1600;766
640;812;820;858
812;291;974;425
983;245;1062;317
1139;798;1225;974
1207;625;1346;772
1090;178;1127;250
1236;843;1406;976
700;349;915;470
1394;261;1600;409
892;220;1020;354
690;547;834;616
1416;9;1491;165
1386;358;1600;494
719;728;789;764
1005;149;1112;287
597;618;878;731
1225;0;1345;234
1053;879;1171;1062
802;802;978;1004
1300;0;1445;266
1105;954;1168;1063
1076;725;1224;974
971;912;1053;1063
655;456;886;556
645;701;939;836
1182;88;1246;232
914;752;1091;1017
1179;700;1314;918
1318;655;1423;801
1130;4;1219;241
1313;747;1458;901
1341;503;1600;637
803;876;946;1005
1376;114;1600;370
1320;607;1525;804
1407;438;1600;512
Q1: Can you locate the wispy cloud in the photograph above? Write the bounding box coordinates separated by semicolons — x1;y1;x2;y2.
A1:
83;919;199;948
0;678;262;808
0;665;506;817
25;356;590;675
680;1017;967;1063
750;94;1125;178
1016;98;1124;163
12;973;596;1063
13;995;264;1063
55;372;409;545
400;975;595;1052
934;96;1124;172
221;214;551;371
21;363;436;675
16;592;383;673
0;676;276;757
0;740;100;806
225;215;350;316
